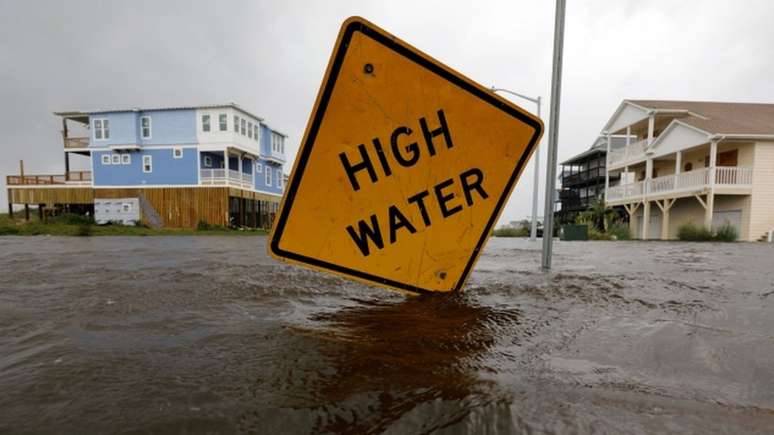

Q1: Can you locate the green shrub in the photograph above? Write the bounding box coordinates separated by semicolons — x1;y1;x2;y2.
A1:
196;220;212;231
588;226;611;240
492;226;529;237
49;213;94;225
713;223;737;242
677;222;714;241
607;221;631;240
0;226;20;235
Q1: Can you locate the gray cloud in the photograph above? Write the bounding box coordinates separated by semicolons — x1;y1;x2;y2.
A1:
2;0;773;225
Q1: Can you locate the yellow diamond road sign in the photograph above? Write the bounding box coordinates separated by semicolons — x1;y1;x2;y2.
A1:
270;17;543;294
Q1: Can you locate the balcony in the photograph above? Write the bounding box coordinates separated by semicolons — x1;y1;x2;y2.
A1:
6;171;92;186
200;169;254;189
561;167;607;186
606;166;753;203
64;136;89;149
607;139;648;167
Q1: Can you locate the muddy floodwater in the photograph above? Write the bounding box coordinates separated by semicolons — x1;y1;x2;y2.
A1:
2;236;774;434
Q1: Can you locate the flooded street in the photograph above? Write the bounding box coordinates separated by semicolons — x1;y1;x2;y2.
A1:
1;236;774;434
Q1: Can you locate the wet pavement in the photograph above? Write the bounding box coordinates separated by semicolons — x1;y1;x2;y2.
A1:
1;236;774;434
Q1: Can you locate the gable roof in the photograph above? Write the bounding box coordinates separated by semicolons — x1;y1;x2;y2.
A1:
628;100;774;136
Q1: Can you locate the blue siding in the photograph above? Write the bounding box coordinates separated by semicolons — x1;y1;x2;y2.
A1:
88;109;196;148
260;124;272;156
138;109;197;145
92;148;198;186
254;159;283;194
89;112;138;146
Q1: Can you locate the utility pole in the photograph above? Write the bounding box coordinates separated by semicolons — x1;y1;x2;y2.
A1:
541;0;566;270
490;87;542;241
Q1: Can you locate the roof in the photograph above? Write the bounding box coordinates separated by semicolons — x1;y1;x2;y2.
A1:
54;103;265;123
560;135;629;165
627;99;774;136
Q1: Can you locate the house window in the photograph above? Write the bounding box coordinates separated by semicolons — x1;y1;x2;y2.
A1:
202;114;211;132
276;169;282;188
143;155;153;173
141;116;152;139
253;125;259;141
101;154;111;165
121;154;131;165
122;203;132;213
256;163;262;173
248;122;253;139
240;118;246;135
94;118;109;140
111;154;121;165
233;115;239;132
272;132;284;153
173;147;183;159
265;167;272;185
203;155;212;167
219;114;227;131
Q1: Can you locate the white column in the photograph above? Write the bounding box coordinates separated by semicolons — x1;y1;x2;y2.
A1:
642;158;653;240
223;149;228;170
705;140;718;228
604;132;611;203
675;151;682;175
642;200;651;240
626;126;631;146
647;114;655;145
237;153;243;188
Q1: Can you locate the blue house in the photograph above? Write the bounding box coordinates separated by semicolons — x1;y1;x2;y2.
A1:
7;104;287;228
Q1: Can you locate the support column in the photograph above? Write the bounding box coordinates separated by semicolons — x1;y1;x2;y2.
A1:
705;140;718;229
647;113;655;145
604;132;611;203
223;149;228;170
237;153;243;185
8;203;13;218
626;126;631;146
675;151;682;175
38;204;44;221
251;199;257;228
641;200;651;240
24;204;30;221
64;152;70;180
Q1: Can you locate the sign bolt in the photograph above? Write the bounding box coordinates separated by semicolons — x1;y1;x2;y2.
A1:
364;63;374;74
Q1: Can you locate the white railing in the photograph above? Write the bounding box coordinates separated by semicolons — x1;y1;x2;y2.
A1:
608;138;648;166
716;166;753;185
200;168;253;189
607;167;752;203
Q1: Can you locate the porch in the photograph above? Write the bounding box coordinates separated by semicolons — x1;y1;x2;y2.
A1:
199;149;255;189
606;166;752;204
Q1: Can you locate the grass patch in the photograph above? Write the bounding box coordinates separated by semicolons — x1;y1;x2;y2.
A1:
0;212;268;237
677;222;737;242
492;226;529;237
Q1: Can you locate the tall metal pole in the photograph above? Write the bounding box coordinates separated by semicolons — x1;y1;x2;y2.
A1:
490;87;542;240
530;97;541;241
541;0;566;270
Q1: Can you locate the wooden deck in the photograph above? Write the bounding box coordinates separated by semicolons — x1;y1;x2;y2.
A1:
7;185;281;229
6;171;91;186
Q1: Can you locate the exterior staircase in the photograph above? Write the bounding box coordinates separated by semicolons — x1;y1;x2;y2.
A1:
138;193;164;229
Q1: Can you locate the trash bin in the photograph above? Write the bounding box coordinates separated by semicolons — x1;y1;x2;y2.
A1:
561;224;588;241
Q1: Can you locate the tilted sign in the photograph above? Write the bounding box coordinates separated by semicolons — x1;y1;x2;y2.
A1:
270;17;543;294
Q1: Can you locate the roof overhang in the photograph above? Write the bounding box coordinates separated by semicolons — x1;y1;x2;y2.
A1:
109;144;141;151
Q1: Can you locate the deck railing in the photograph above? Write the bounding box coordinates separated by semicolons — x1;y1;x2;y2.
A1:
606;166;752;203
200;169;253;189
64;136;90;148
6;171;91;186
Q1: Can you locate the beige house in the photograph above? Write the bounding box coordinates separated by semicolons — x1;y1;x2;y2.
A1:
602;100;774;241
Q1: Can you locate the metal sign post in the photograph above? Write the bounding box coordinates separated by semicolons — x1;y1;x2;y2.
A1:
541;0;566;270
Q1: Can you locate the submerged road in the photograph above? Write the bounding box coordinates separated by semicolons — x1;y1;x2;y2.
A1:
1;236;774;434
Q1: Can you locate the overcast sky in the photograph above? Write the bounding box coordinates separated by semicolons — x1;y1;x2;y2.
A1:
2;0;774;224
